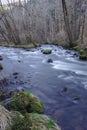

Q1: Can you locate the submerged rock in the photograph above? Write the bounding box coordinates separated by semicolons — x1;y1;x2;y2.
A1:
47;58;53;63
0;64;3;70
11;113;61;130
13;72;19;76
6;91;44;114
62;87;68;92
0;55;3;61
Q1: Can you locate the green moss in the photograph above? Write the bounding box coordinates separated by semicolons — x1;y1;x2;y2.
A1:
11;113;60;130
47;119;56;127
8;91;44;114
79;55;87;60
43;49;52;54
79;49;85;55
79;49;87;60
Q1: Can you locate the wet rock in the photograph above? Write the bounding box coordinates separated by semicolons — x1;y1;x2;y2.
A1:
7;91;44;114
0;78;8;86
0;91;7;101
18;60;21;62
14;76;18;79
13;72;19;76
0;55;3;61
62;87;68;92
47;58;53;63
73;53;79;57
11;113;61;130
43;49;52;54
66;50;71;54
73;96;80;101
25;49;30;51
0;64;3;71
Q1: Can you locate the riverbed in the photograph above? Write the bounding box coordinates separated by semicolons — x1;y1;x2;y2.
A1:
0;44;87;130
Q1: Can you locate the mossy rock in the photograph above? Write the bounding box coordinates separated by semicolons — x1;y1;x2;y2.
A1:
79;55;87;60
43;49;52;54
79;49;87;60
11;113;61;130
0;64;3;70
0;55;3;60
7;91;44;114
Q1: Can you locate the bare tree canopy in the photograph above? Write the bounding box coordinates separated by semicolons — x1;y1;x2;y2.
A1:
0;0;87;47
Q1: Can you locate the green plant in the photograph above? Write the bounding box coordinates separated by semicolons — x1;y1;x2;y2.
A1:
11;113;60;130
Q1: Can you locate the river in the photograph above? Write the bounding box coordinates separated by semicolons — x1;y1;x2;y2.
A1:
0;44;87;130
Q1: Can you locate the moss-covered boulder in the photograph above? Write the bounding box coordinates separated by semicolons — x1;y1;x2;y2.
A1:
7;91;44;114
79;49;87;60
80;55;87;60
43;49;52;54
11;113;61;130
0;64;3;70
0;55;3;60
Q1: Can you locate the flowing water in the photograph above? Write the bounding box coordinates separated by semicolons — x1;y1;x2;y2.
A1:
0;44;87;130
